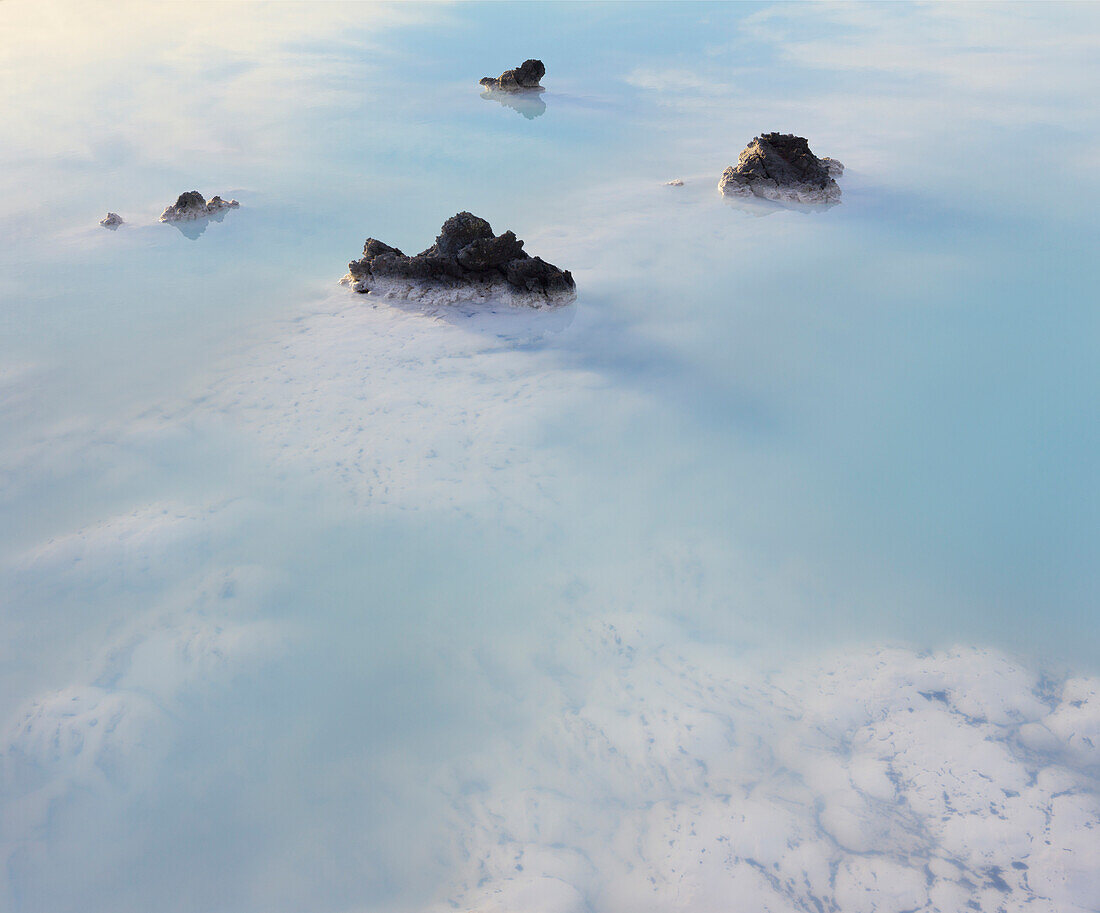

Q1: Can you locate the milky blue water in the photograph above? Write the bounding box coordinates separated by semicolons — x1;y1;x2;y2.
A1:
2;4;1099;913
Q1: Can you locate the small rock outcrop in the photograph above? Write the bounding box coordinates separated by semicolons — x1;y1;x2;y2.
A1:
99;212;124;228
159;191;240;222
479;59;545;92
665;179;684;187
719;134;843;204
342;212;575;307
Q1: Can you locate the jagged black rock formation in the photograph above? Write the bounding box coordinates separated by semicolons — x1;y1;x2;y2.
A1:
342;212;575;307
160;191;240;222
719;134;843;204
100;212;124;228
479;59;545;92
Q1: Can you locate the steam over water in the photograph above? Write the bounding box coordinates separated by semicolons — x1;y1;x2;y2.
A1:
1;3;1098;912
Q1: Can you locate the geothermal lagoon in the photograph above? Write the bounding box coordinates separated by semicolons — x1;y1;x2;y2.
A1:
1;3;1098;912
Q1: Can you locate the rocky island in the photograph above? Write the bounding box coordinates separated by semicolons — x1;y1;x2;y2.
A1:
479;58;545;92
342;212;575;307
99;212;124;228
160;191;240;222
719;133;843;204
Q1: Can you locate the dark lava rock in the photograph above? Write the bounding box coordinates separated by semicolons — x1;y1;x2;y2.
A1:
163;191;207;218
206;195;238;213
456;230;526;271
160;190;240;222
718;133;843;204
422;211;494;259
342;212;575;307
479;58;545;92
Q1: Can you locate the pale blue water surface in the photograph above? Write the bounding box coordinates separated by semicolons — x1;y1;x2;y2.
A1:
1;4;1099;913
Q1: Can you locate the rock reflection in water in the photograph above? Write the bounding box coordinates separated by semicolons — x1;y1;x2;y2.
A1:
166;209;228;240
480;88;546;119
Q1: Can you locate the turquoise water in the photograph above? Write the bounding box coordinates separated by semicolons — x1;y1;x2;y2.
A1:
1;4;1099;912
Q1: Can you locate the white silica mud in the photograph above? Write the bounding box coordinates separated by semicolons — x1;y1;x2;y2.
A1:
1;3;1099;913
434;618;1100;913
190;291;586;513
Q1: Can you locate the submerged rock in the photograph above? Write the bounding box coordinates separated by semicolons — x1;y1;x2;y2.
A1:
479;58;545;92
719;133;843;204
99;212;124;228
342;212;575;307
665;179;684;187
159;191;240;222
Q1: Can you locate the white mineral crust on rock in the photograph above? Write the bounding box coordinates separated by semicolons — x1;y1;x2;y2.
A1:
340;273;573;308
719;133;843;204
341;212;576;308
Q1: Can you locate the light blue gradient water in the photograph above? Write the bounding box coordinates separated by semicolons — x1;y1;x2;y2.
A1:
1;3;1098;912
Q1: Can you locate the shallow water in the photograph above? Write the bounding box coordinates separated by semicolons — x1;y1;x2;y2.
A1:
1;3;1099;912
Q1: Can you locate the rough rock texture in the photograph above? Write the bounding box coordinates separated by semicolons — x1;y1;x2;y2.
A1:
479;58;545;92
99;212;124;228
342;212;575;307
719;133;843;204
159;191;240;222
665;179;684;187
206;195;238;213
